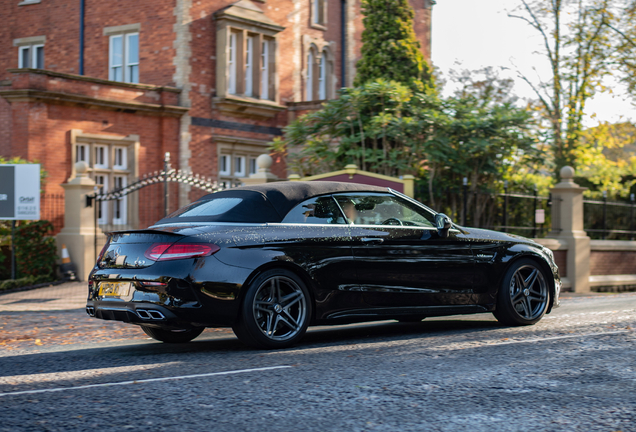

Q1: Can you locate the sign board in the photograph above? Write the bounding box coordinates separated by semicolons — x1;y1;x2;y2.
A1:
0;164;40;220
535;209;545;224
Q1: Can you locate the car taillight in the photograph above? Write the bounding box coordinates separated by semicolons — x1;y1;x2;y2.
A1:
144;243;220;261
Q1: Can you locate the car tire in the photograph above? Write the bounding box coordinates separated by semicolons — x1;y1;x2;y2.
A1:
141;325;204;343
493;258;550;326
232;269;312;349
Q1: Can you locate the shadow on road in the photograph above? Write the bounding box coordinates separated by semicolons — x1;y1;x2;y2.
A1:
1;317;502;378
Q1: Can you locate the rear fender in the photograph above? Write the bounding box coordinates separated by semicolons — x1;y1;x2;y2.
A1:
239;261;318;324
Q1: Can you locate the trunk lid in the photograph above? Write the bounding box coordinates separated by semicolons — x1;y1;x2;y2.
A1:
98;230;185;269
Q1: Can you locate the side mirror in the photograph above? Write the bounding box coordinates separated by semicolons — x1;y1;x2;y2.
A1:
435;213;452;238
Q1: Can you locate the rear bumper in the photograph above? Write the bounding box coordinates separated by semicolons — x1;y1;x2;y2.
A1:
86;301;177;324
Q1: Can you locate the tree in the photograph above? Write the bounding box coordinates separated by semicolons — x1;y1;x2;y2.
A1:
271;75;539;228
509;0;616;174
601;1;636;97
575;121;636;198
354;0;434;92
419;94;540;226
270;79;441;178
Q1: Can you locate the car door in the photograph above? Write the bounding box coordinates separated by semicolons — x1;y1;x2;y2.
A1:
333;192;476;309
275;194;362;319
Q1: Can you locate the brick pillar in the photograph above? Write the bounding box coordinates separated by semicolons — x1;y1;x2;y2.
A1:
550;166;590;293
56;162;107;281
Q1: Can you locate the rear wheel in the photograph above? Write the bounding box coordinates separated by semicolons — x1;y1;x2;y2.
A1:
232;269;312;349
493;258;550;326
141;325;204;343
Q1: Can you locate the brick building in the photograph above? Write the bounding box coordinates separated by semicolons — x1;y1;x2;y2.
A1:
0;0;434;230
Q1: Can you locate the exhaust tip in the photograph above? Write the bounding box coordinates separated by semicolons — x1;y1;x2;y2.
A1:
86;306;96;317
148;310;165;320
136;309;151;319
136;309;165;320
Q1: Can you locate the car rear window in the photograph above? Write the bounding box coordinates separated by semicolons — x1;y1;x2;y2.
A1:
167;197;243;218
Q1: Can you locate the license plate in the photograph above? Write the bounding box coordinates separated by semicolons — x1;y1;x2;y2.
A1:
99;281;131;297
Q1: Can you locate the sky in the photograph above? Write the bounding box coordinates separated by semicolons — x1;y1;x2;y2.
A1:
430;0;635;125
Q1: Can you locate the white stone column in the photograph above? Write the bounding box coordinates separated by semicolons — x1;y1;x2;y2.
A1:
56;162;107;281
242;154;280;186
550;166;591;293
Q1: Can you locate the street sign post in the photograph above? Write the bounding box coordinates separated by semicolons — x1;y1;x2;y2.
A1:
0;164;41;279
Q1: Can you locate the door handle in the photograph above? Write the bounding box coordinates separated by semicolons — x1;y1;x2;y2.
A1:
361;237;384;245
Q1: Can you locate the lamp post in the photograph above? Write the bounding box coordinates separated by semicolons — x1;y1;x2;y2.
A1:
164;152;171;218
502;180;508;233
533;185;538;238
462;177;468;226
631;193;635;241
602;190;607;240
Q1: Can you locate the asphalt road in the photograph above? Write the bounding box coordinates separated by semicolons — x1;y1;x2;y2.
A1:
0;290;635;431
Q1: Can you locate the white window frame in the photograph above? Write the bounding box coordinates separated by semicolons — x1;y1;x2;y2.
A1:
249;157;258;176
109;32;139;83
109;35;123;82
75;144;90;164
245;36;254;97
260;40;269;100
113;146;127;170
112;175;128;225
306;50;314;101
312;0;325;26
125;33;139;84
228;33;237;95
18;44;44;68
318;53;326;100
219;155;231;176
95;175;109;224
234;156;246;177
94;145;109;169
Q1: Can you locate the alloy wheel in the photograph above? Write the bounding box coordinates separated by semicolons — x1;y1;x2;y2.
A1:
508;264;548;320
251;275;308;342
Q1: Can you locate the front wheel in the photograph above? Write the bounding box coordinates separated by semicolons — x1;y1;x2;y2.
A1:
232;269;312;349
141;325;204;343
493;258;550;326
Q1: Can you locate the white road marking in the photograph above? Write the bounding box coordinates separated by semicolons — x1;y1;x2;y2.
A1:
284;329;633;357
476;330;631;347
0;365;292;397
0;362;182;386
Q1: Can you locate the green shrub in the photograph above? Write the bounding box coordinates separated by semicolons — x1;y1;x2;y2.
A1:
0;275;52;291
13;220;57;280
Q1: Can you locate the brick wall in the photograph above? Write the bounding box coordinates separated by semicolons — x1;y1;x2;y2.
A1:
0;97;11;156
1;0;433;225
590;250;636;276
553;250;567;277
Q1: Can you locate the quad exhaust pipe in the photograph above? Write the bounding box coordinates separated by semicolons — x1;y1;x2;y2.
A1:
136;309;166;320
86;306;164;320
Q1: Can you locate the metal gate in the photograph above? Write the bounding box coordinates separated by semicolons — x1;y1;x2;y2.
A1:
88;153;231;235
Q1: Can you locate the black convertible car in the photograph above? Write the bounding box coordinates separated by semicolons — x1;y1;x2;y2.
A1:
87;181;561;349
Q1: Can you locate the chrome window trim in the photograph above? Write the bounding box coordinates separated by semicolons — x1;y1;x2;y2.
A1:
269;222;460;233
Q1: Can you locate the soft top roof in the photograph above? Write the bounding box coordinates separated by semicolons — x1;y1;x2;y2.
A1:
154;181;388;224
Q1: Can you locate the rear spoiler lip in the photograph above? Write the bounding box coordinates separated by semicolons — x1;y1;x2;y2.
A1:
106;228;188;236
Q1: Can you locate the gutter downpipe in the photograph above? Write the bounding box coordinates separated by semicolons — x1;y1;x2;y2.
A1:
79;0;85;75
341;0;346;88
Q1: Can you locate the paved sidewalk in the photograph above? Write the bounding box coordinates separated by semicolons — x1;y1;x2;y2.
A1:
0;281;87;312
